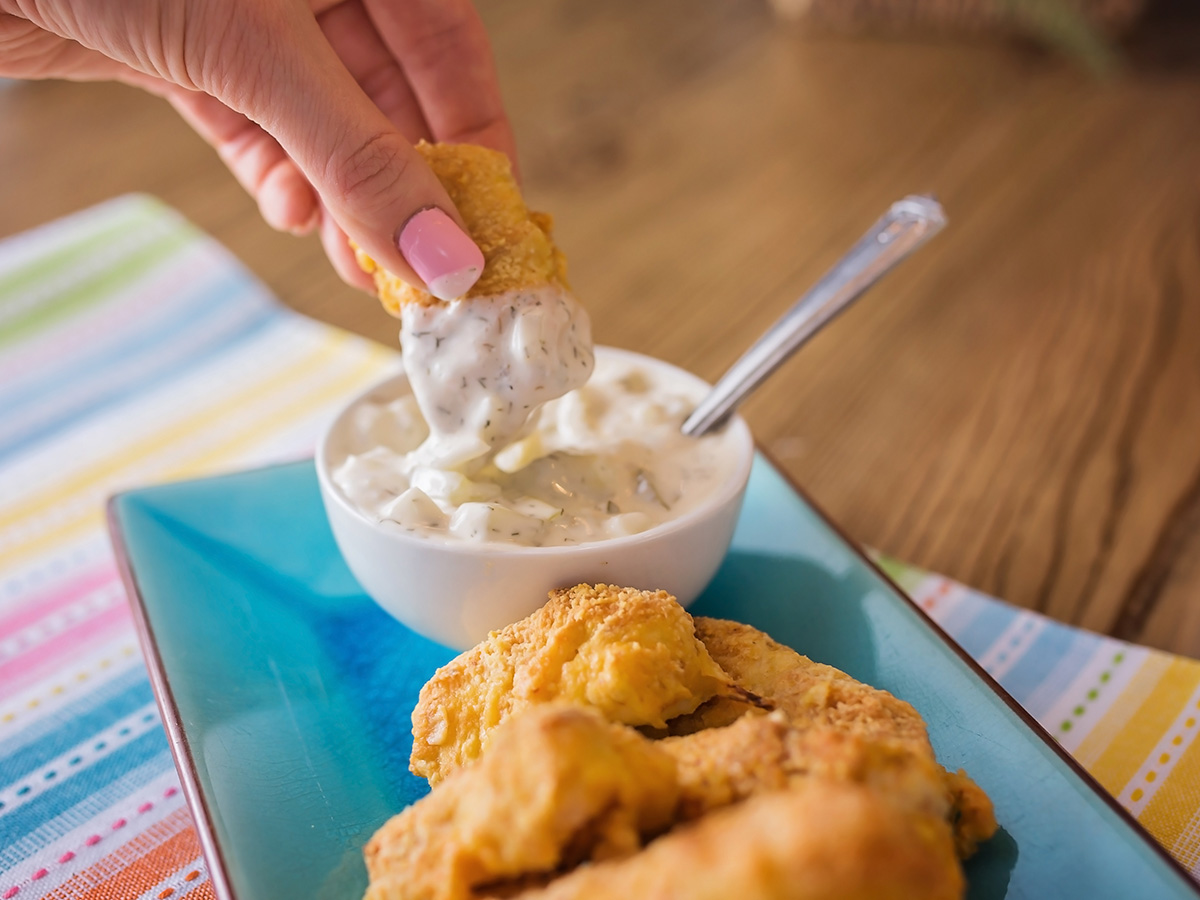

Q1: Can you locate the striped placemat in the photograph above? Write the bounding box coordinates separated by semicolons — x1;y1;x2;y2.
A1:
1;195;1199;897
0;196;397;900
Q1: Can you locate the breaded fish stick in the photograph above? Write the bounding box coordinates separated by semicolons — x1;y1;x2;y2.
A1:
662;713;997;859
365;706;677;900
353;142;592;463
355;142;568;310
521;783;965;900
410;584;734;784
684;617;935;758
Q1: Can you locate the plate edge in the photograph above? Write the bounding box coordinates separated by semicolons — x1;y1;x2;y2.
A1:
106;494;240;900
757;446;1200;895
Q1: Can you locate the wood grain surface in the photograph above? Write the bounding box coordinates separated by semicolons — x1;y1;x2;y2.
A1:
2;2;1199;652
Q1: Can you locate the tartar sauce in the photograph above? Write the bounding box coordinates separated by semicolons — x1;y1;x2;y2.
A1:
331;341;739;547
399;287;593;470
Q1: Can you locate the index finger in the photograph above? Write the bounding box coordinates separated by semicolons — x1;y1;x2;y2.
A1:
361;0;518;170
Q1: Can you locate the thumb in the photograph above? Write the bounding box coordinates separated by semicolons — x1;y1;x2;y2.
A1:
198;2;483;299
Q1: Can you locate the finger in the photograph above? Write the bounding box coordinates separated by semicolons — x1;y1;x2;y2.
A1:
317;0;431;144
197;2;484;298
361;0;518;167
318;205;376;291
0;14;320;235
166;88;319;235
0;14;157;85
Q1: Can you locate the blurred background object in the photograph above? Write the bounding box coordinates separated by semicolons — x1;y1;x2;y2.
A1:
2;0;1200;653
767;0;1147;71
769;0;1147;35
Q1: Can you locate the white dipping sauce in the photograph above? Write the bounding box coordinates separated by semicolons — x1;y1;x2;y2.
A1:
332;299;739;547
398;287;594;469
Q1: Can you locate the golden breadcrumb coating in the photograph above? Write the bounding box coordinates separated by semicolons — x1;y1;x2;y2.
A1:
410;584;733;784
685;617;935;758
662;712;996;858
365;705;678;900
521;783;964;900
674;618;995;857
354;142;569;312
662;713;946;820
944;768;1000;859
369;708;974;900
366;586;997;900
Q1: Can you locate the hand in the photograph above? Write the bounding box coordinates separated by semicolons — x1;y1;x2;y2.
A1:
0;0;515;294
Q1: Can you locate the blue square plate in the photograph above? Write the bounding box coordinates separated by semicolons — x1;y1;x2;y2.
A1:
108;457;1200;900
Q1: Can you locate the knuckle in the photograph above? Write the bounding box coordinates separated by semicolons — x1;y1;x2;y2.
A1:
419;18;475;55
328;132;412;209
0;14;61;76
356;59;402;110
406;9;485;69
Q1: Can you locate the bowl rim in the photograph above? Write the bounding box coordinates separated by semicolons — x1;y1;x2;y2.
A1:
316;345;755;557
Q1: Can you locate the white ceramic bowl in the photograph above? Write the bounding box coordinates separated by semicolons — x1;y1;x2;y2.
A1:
316;346;754;650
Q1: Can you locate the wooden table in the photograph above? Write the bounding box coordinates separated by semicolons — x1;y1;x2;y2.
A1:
3;1;1199;653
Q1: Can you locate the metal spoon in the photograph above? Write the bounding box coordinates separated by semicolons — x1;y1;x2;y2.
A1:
681;195;947;437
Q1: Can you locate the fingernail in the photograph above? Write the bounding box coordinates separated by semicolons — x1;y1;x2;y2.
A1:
397;208;485;301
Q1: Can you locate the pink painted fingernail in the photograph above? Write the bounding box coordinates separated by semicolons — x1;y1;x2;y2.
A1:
397;208;484;301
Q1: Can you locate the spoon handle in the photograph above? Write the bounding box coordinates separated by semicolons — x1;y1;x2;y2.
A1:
681;195;947;437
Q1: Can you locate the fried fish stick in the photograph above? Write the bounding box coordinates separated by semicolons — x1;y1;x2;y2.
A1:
520;783;965;900
681;617;935;758
661;713;997;858
354;142;568;311
410;584;735;784
365;706;678;900
353;142;592;461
